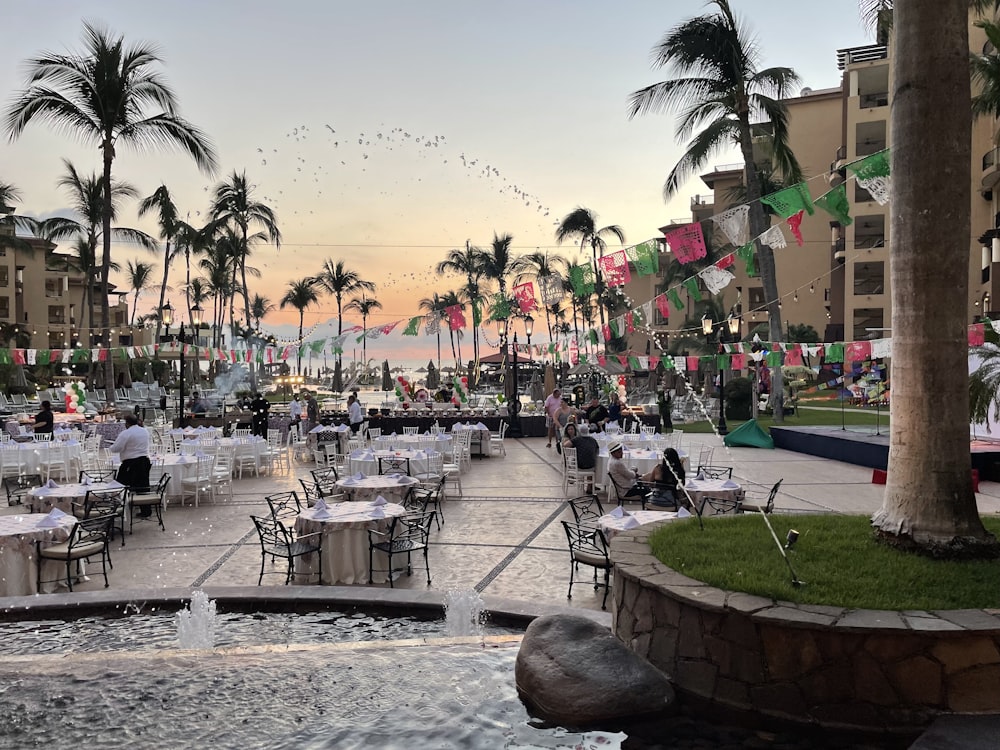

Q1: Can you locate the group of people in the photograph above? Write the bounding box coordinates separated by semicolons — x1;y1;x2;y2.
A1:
544;388;629;448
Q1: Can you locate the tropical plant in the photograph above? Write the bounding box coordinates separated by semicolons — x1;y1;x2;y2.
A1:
418;292;446;372
313;259;375;363
437;290;465;367
209;170;280;336
513;250;566;343
125;259;157;325
437;241;486;381
280;278;319;375
138;185;193;342
198;238;235;348
5;21;217;403
870;0;998;557
860;0;1000;43
555;208;625;329
0;181;39;253
345;294;382;369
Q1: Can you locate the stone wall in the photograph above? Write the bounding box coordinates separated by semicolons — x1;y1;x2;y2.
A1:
610;526;1000;733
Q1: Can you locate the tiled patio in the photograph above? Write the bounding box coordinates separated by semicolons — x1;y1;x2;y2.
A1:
4;433;1000;613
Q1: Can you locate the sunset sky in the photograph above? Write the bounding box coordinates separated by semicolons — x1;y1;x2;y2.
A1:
1;1;870;361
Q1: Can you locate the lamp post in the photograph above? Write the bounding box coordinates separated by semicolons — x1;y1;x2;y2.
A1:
161;300;202;427
702;313;741;435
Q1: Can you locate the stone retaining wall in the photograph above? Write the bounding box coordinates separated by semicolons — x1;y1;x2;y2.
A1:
610;526;1000;733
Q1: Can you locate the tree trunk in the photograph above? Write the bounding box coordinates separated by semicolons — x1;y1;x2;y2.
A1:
155;240;171;343
101;146;115;407
872;0;997;557
297;311;303;375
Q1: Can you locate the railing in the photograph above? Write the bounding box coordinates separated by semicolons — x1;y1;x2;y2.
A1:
836;44;889;70
855;235;885;249
859;92;889;108
835;145;846;161
856;139;887;156
984;148;998;171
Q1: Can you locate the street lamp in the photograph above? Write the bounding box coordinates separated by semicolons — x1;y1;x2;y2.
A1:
161;300;202;427
275;374;304;404
701;313;741;435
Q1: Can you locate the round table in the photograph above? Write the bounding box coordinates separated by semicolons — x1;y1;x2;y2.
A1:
334;474;419;504
593;448;689;484
347;449;441;477
682;478;745;513
372;434;452;452
598;509;688;540
293;500;407;584
28;481;127;515
0;512;77;596
0;440;83;477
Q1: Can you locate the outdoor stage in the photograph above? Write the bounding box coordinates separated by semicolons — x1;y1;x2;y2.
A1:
771;426;1000;481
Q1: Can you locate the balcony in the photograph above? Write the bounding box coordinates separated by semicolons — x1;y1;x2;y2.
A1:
833;238;846;264
837;44;889;70
859;92;889;109
983;148;1000;191
857;138;887;157
48;315;66;325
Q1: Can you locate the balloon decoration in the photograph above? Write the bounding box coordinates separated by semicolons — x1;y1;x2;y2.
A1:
394;375;414;403
617;374;627;403
63;381;87;414
452;375;469;405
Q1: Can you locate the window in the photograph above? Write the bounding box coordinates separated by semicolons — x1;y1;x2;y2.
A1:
48;305;66;325
855;216;885;249
0;267;8;287
0;296;8;319
748;287;766;306
854;262;885;295
853;307;884;341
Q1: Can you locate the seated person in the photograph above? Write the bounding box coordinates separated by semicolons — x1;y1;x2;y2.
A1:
640;448;687;508
607;441;646;501
187;391;208;415
586;398;610;431
567;426;599;471
608;393;623;425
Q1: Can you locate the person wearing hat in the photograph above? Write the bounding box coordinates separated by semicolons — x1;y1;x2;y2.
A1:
607;441;646;501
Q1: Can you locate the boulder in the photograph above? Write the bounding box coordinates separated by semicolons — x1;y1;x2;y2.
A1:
515;613;675;724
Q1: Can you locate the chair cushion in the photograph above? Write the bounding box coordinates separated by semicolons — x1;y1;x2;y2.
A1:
572;550;609;568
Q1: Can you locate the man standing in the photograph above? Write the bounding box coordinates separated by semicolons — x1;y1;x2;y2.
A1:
347;393;364;433
250;392;270;437
33;400;54;434
288;394;303;426
543;387;562;448
110;413;152;516
305;391;320;425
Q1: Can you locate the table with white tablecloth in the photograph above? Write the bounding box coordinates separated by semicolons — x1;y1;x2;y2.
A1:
334;474;419;504
293;501;407;584
0;440;83;477
347;449;440;477
0;512;77;596
180;437;267;472
598;509;689;540
27;480;126;515
372;433;452;452
681;478;744;513
593;448;689;486
451;423;491;457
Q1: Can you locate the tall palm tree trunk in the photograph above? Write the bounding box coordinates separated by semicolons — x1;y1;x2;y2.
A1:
100;150;115;405
336;293;343;366
185;246;192;325
297;311;304;374
872;0;995;555
155;240;171;342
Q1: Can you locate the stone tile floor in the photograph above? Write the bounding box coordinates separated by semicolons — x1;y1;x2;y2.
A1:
5;433;1000;612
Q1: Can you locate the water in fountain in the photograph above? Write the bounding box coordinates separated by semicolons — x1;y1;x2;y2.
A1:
175;589;216;649
443;588;486;637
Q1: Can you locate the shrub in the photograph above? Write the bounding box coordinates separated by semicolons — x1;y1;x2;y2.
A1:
724;376;752;420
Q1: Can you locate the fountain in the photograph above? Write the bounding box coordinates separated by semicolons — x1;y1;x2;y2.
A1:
175;589;217;649
443;588;486;637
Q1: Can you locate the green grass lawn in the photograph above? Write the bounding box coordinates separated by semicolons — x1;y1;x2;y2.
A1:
648;514;1000;610
679;405;890;434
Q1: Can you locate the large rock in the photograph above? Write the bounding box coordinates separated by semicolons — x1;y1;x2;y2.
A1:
515;613;675;724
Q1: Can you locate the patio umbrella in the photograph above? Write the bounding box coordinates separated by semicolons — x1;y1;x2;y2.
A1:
426;360;439;389
529;371;544;401
120;359;133;388
381;360;392;391
543;364;556;397
143;362;155;385
10;365;27;389
332;360;343;391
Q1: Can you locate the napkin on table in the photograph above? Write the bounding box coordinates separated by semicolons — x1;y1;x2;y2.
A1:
369;506;385;519
622;515;641;530
721;479;739;489
372;495;387;506
677;507;693;518
352;472;365;481
44;478;59;489
37;508;67;528
694;473;705;481
342;478;356;486
313;505;331;519
609;506;625;519
81;475;91;486
313;498;329;512
475;422;488;430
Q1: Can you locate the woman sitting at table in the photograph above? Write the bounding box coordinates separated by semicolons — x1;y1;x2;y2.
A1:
640;447;687;509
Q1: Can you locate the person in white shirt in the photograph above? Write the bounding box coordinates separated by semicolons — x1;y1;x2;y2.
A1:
289;395;303;424
110;414;153;515
347;394;364;433
607;441;646;502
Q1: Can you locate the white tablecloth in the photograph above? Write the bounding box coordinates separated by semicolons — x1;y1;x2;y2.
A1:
27;481;126;514
181;437;266;471
347;449;440;477
598;510;687;540
0;441;83;476
0;512;77;596
682;478;744;513
293;501;407;584
372;434;452;452
593;449;689;484
334;474;419;504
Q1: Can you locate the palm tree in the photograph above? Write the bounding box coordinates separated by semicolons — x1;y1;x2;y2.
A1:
249;294;275;331
512;250;566;343
345;294;382;371
627;1;802;421
418;293;447;373
554;208;625;329
199;240;234;348
35;161;154;343
437;241;486;383
0;181;39;253
138;185;192;342
210;171;281;333
869;0;998;556
125;259;157;325
437;290;465;368
313;259;375;363
860;1;999;43
5;21;218;404
280;278;319;375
